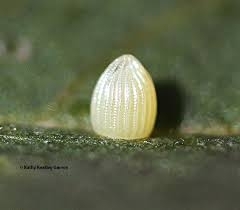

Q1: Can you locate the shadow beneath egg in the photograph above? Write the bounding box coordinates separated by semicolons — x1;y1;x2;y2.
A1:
151;79;187;137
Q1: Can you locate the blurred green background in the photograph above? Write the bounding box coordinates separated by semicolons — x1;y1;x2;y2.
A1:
1;0;240;209
1;0;240;133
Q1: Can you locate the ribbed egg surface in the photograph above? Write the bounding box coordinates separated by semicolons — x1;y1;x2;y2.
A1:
90;54;157;140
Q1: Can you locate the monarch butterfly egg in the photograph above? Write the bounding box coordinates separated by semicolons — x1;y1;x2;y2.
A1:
90;54;157;140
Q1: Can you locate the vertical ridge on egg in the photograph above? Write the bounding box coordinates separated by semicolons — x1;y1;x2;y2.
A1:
91;54;157;140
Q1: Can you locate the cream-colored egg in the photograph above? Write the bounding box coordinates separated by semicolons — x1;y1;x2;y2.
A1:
90;54;157;140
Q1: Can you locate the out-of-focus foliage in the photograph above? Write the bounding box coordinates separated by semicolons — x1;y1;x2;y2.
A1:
0;0;240;134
